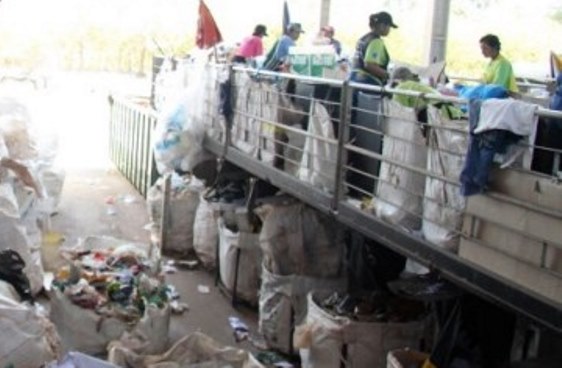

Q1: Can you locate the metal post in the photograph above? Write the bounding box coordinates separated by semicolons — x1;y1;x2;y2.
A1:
160;173;171;253
331;80;351;212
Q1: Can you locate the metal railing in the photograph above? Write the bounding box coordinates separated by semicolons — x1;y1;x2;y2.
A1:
108;95;158;197
201;64;562;332
107;61;562;332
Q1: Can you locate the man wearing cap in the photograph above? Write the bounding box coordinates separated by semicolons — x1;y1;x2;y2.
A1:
232;24;268;65
350;11;397;86
263;22;304;71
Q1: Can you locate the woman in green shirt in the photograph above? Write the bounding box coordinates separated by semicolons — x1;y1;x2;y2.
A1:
350;11;397;86
479;34;518;93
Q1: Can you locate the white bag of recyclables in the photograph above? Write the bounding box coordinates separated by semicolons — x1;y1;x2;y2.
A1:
422;106;468;252
39;166;66;214
0;97;38;161
296;292;427;368
259;265;346;355
0;280;61;368
298;101;337;192
147;174;203;256
256;201;344;277
376;99;427;231
217;218;262;304
49;288;170;356
0;212;44;294
153;60;221;174
192;193;218;268
0;181;20;218
108;331;265;368
231;72;263;157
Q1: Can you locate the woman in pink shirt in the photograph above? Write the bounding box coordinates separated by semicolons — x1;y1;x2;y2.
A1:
232;24;268;64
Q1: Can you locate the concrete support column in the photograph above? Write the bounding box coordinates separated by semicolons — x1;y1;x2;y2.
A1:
424;0;451;64
319;0;330;27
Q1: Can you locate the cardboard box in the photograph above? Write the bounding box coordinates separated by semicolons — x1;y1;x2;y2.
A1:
289;46;344;79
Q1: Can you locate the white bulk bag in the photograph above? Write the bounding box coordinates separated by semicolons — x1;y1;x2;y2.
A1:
0;212;44;294
376;100;427;231
192;193;218;268
147;174;203;256
217;218;261;304
259;265;346;355
232;73;262;157
296;292;427;368
108;332;264;368
256;201;343;278
422;106;468;252
0;281;61;367
49;288;170;356
298;101;337;192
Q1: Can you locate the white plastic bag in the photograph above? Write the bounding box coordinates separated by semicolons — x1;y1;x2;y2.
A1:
49;288;170;356
298;101;337;192
217;218;262;304
256;201;343;278
192;194;218;268
0;212;44;294
422;106;468;252
259;265;346;355
147;174;203;255
297;292;427;368
108;332;264;368
376;100;427;231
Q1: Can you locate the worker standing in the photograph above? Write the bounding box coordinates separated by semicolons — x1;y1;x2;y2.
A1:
479;34;518;93
232;24;268;66
349;11;397;86
263;23;305;71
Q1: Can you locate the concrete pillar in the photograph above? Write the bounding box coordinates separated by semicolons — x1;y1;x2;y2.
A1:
319;0;330;27
424;0;451;65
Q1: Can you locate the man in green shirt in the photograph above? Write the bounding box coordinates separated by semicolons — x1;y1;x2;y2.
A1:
479;34;518;93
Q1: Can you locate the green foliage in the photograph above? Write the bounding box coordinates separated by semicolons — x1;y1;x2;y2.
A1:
551;8;562;24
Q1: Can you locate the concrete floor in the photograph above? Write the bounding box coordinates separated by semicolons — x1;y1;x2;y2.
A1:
1;73;260;355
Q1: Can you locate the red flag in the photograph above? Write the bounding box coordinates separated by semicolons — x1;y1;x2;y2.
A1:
196;0;223;49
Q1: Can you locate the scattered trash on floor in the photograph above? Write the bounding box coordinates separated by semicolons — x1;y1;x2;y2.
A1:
254;351;294;368
228;316;249;342
197;284;210;294
175;259;200;270
170;300;189;314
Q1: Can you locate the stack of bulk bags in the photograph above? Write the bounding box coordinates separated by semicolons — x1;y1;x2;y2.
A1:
256;200;346;354
296;291;428;368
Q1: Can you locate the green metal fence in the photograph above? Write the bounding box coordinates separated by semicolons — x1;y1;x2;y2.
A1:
108;95;159;197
